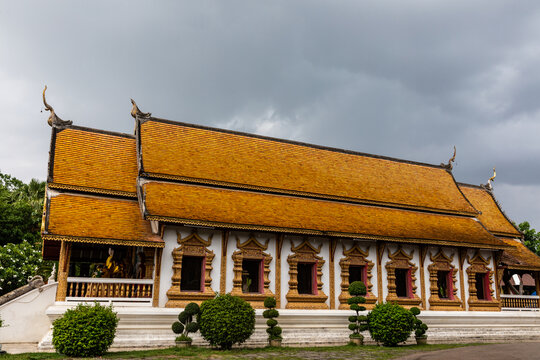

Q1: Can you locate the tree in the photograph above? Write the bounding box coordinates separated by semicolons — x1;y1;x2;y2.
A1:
518;221;540;255
0;171;50;295
0;171;45;246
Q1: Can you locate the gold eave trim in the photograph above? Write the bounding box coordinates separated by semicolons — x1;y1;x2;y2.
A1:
42;234;164;248
492;231;522;238
48;183;137;198
142;172;478;217
145;215;510;250
505;264;540;271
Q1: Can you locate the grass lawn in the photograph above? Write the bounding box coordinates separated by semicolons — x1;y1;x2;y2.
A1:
2;343;483;360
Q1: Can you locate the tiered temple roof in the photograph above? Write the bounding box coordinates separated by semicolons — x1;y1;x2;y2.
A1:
459;184;521;238
44;115;536;260
458;183;540;270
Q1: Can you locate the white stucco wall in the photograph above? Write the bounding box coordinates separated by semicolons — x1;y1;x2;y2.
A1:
0;282;57;343
158;224;499;312
158;226;222;307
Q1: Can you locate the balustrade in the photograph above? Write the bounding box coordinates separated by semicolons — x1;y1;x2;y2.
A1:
501;294;540;310
66;277;153;302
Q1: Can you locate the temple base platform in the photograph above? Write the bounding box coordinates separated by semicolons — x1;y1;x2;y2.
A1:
37;303;540;350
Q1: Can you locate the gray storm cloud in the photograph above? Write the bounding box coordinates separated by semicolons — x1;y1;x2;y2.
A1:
1;0;539;229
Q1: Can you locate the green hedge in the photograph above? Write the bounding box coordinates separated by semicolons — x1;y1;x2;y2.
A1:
52;303;118;357
367;302;414;346
198;294;255;349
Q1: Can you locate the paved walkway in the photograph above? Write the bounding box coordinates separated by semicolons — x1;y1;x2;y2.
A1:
396;343;540;360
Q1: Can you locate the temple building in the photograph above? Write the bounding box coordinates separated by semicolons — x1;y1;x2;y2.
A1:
36;102;540;347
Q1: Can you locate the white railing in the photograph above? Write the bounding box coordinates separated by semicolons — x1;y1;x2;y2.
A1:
501;294;540;310
66;277;153;303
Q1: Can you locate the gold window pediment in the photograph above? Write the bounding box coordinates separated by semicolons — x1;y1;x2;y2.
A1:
230;235;274;308
338;243;376;309
466;251;500;311
166;230;215;307
286;238;328;309
385;246;422;308
427;249;462;310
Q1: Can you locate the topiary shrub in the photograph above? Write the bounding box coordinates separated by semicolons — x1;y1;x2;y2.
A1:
347;281;368;343
198;294;255;350
263;296;282;344
367;302;414;346
52;303;118;357
410;307;428;339
172;302;201;342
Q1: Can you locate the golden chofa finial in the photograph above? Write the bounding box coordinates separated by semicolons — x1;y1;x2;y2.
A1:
440;146;456;170
481;167;496;191
488;167;496;189
43;86;72;128
130;99;151;119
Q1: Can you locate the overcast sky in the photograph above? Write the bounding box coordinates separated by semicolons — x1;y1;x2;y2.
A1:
1;1;539;230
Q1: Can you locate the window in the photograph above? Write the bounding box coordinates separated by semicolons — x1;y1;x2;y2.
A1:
349;265;366;285
297;263;315;295
242;259;261;293
181;256;203;291
395;268;409;298
475;273;487;300
437;271;450;299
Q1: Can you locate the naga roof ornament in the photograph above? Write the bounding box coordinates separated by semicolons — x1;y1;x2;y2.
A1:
440;146;456;170
43;86;73;128
481;167;496;191
130;99;151;119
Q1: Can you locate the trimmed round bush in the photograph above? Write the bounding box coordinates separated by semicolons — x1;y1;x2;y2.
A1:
410;307;421;316
410;307;428;338
263;309;279;318
263;296;282;342
347;281;368;342
172;321;184;334
178;311;189;323
199;294;255;349
266;326;282;336
185;302;200;316
186;321;199;333
52;303;118;357
264;297;277;308
348;281;367;296
367;302;414;346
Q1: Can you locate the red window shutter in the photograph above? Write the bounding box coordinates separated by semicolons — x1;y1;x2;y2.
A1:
406;268;413;298
259;258;265;293
484;272;492;301
312;261;318;295
201;257;206;292
447;270;454;300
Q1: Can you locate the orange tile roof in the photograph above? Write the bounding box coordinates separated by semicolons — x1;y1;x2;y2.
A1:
50;127;137;196
500;238;540;270
459;185;521;237
139;119;477;215
142;181;506;249
44;192;163;247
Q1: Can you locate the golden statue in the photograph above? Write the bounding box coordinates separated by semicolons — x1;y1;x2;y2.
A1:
42;86;72;127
